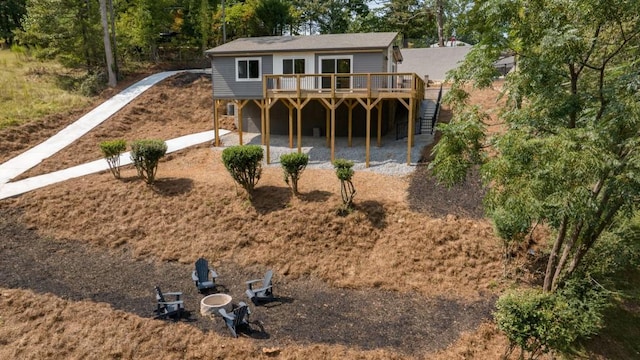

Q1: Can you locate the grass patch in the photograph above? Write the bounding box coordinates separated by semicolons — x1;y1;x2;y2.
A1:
0;49;90;130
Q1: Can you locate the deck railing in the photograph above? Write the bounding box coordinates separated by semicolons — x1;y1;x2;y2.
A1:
263;72;424;99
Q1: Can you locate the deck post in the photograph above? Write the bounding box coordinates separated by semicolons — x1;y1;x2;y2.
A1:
213;99;220;146
376;102;382;147
407;97;415;165
366;98;371;168
347;100;356;147
266;101;271;164
331;98;336;162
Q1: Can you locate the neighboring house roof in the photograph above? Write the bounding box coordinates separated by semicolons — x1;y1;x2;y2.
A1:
205;32;399;56
398;47;472;81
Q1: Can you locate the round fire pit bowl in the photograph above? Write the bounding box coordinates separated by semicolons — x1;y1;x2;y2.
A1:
200;293;232;317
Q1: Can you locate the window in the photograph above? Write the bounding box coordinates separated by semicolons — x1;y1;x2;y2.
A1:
283;59;305;74
319;56;352;89
236;58;261;81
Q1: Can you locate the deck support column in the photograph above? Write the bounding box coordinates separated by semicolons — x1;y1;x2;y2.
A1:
285;102;294;148
345;100;357;147
264;99;278;164
407;97;415;165
376;102;383;147
213;99;220;146
234;100;248;145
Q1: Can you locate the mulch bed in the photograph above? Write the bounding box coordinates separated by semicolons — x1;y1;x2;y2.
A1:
0;205;495;356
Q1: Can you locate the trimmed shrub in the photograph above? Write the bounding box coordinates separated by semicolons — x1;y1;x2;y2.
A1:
99;139;126;179
280;152;309;196
495;279;607;359
221;145;263;196
130;139;168;184
333;159;356;214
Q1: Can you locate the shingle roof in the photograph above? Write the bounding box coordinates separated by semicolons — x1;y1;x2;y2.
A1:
205;32;399;56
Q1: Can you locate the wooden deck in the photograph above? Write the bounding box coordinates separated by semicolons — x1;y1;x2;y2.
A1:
214;73;425;167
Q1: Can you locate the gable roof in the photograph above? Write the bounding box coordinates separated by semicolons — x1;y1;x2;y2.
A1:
205;32;399;56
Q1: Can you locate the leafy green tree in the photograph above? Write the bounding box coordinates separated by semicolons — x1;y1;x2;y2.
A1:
221;145;263;196
379;0;434;44
280;152;309;196
117;0;174;61
0;0;26;45
254;0;292;36
130;139;168;184
18;0;103;69
292;0;369;34
99;139;127;179
431;0;640;292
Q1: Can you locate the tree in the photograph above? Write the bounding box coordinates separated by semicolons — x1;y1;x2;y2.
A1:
292;0;369;34
117;0;174;62
254;0;292;36
130;139;168;184
0;0;26;45
18;0;103;69
280;152;309;196
221;145;263;196
99;0;116;87
377;0;434;45
431;0;640;292
333;158;356;214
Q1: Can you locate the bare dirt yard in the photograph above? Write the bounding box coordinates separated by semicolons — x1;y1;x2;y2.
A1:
0;73;528;359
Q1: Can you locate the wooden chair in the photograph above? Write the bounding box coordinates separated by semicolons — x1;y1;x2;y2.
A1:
191;257;218;293
219;302;251;338
154;286;184;320
245;270;274;305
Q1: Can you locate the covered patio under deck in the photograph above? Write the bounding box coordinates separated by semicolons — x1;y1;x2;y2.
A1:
212;72;425;167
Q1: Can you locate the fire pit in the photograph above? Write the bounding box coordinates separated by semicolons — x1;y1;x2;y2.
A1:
200;293;232;317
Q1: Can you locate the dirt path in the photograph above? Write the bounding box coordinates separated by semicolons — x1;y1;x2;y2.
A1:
0;206;495;356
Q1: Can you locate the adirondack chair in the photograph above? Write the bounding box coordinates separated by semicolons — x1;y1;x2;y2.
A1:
245;270;274;305
219;302;251;338
154;286;184;320
191;257;218;293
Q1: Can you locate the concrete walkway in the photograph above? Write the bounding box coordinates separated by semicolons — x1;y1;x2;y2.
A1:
0;69;226;200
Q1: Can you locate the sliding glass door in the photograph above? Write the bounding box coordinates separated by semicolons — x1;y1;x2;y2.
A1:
320;57;352;89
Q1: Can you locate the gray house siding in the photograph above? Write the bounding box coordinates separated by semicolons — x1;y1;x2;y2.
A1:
212;55;273;99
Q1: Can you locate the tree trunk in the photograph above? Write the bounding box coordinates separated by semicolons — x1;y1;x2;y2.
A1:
108;0;118;79
436;0;445;47
551;221;583;290
99;0;116;87
543;216;567;291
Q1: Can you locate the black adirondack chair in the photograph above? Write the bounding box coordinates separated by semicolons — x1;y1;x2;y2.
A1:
219;302;251;338
191;257;218;293
154;286;184;320
245;269;274;305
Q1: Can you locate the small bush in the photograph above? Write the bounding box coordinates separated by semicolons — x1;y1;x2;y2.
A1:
333;159;356;214
280;152;309;196
99;139;126;179
495;279;608;359
79;71;107;96
221;145;263;196
130;139;168;184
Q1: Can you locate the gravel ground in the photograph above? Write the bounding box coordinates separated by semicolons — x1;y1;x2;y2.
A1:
220;132;435;176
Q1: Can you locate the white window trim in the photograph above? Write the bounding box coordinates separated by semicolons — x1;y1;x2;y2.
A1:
235;57;262;82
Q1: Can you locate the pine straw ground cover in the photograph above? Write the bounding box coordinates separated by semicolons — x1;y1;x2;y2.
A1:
0;73;532;358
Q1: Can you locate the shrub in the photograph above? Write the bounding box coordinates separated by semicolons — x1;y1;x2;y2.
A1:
221;145;263;196
99;139;127;179
130;139;168;184
280;152;309;196
333;159;356;214
495;279;607;359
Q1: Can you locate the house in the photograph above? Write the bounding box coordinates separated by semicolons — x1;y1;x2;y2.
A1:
204;32;426;167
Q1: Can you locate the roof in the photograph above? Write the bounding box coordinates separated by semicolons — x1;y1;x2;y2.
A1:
205;32;399;56
398;47;472;81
